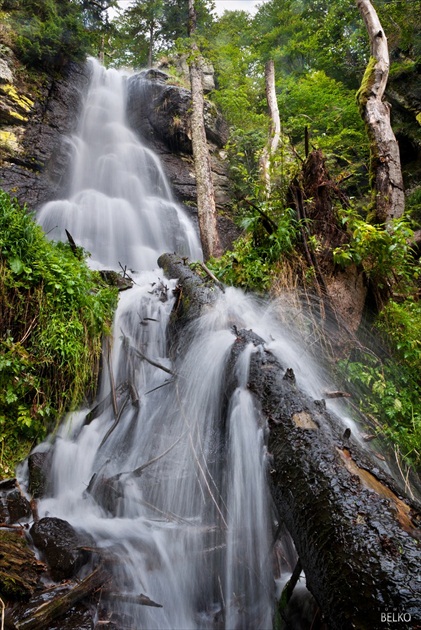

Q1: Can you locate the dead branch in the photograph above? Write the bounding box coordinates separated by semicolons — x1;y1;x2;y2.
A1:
105;339;118;418
99;393;131;449
198;261;225;292
131;346;175;376
102;591;162;608
113;430;188;481
322;391;351;399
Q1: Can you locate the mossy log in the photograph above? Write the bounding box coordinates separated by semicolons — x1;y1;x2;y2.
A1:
0;530;45;602
10;565;109;630
160;253;421;629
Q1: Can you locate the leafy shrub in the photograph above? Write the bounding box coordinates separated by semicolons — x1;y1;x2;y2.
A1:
0;191;117;474
338;352;421;467
332;208;417;288
208;205;298;292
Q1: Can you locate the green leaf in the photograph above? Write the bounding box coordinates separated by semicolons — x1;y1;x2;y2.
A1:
10;258;24;275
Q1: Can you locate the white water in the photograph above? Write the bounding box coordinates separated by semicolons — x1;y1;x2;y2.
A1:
25;54;421;630
38;61;201;271
33;58;360;628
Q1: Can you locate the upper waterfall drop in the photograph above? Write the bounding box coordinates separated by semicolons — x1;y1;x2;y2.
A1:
37;58;202;271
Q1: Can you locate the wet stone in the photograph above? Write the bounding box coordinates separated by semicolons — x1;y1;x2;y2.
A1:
30;517;92;581
28;450;52;498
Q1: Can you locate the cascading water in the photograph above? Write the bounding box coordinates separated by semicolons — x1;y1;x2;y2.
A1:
17;53;419;630
38;61;201;270
33;58;295;628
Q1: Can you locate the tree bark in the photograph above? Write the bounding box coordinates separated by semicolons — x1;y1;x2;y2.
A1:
160;253;421;628
188;0;222;260
356;0;405;224
259;59;281;196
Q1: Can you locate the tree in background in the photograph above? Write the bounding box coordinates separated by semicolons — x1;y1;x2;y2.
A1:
7;0;116;70
108;0;215;69
188;0;221;259
356;0;404;224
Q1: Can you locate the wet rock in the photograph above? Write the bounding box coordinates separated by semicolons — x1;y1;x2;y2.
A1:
99;270;133;291
0;57;14;84
28;449;52;498
0;478;31;524
126;70;228;154
30;517;91;581
126;69;234;229
6;488;32;523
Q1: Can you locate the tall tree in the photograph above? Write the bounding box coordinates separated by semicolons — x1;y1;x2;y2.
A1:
188;0;221;260
356;0;405;224
124;0;163;67
259;59;281;196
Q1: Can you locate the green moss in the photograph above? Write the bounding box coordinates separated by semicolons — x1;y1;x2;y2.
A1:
416;112;421;126
356;56;377;114
1;83;33;111
0;129;19;152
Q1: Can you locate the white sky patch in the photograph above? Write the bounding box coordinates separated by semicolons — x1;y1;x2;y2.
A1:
108;0;266;20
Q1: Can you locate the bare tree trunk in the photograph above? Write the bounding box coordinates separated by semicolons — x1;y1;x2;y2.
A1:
148;22;153;68
259;59;281;196
356;0;405;224
188;0;222;260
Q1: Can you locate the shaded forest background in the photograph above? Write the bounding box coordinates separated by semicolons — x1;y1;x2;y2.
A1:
0;0;420;477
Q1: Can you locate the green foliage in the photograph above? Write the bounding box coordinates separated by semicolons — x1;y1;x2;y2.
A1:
108;0;215;68
0;191;117;473
406;187;421;225
338;295;421;468
8;0;113;70
208;10;266;132
332;208;417;287
338;352;421;467
277;70;369;188
208;204;298;292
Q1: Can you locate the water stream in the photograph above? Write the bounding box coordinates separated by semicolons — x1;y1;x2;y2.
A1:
32;59;343;628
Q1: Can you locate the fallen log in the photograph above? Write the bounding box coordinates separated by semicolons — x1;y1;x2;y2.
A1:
160;253;421;629
11;565;109;630
235;329;420;629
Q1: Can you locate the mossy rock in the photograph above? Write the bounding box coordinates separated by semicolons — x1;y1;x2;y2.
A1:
0;530;45;601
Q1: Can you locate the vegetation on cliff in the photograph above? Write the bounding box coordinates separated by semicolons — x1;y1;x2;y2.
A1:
0;191;117;476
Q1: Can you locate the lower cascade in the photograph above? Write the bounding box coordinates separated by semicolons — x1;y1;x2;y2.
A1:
25;59;354;628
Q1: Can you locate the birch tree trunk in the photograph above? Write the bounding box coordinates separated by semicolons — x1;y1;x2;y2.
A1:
356;0;405;224
259;59;281;196
188;0;222;260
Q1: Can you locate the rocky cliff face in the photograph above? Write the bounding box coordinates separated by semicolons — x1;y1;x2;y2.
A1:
126;69;238;249
0;49;90;210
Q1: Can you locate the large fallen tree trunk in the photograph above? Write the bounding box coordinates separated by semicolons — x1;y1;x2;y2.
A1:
158;253;421;629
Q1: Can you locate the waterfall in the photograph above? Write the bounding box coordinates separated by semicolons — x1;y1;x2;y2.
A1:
38;61;201;270
34;58;297;628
